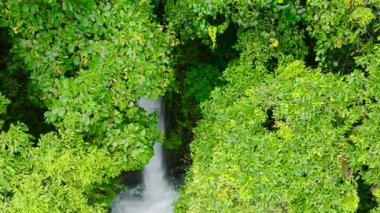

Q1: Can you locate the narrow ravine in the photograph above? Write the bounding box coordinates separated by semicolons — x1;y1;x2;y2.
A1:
111;98;178;213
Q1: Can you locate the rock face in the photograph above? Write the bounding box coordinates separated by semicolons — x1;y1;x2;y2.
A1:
112;97;178;213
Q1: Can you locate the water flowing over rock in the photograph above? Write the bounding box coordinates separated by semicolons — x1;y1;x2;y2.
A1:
112;97;178;213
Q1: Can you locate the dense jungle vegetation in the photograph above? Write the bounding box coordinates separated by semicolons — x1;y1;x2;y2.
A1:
1;0;380;212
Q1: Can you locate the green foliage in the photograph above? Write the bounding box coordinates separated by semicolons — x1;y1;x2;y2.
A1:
350;43;380;194
176;61;369;211
2;0;172;102
164;132;182;151
167;0;380;71
0;94;9;114
0;0;173;211
0;94;10;129
0;63;53;136
164;64;222;151
182;64;223;115
166;0;307;56
1;0;380;211
167;0;380;211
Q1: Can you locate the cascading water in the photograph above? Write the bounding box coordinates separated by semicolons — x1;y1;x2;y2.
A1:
111;97;178;213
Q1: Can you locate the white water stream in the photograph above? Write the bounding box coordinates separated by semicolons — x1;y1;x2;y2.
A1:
112;97;178;213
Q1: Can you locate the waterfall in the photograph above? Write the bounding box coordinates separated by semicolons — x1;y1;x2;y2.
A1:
111;97;178;213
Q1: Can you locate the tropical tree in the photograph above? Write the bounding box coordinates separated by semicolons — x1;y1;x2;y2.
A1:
0;0;173;211
166;0;380;211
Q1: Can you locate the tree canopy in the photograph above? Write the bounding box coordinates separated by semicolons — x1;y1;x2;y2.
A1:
167;0;380;212
1;0;173;211
1;0;380;212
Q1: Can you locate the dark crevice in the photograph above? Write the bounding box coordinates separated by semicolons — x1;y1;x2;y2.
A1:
0;29;54;139
327;44;357;74
1;68;55;138
207;13;226;26
357;171;378;212
215;23;240;61
262;108;278;131
301;172;307;178
266;57;279;73
0;29;11;70
297;22;318;69
152;0;167;26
